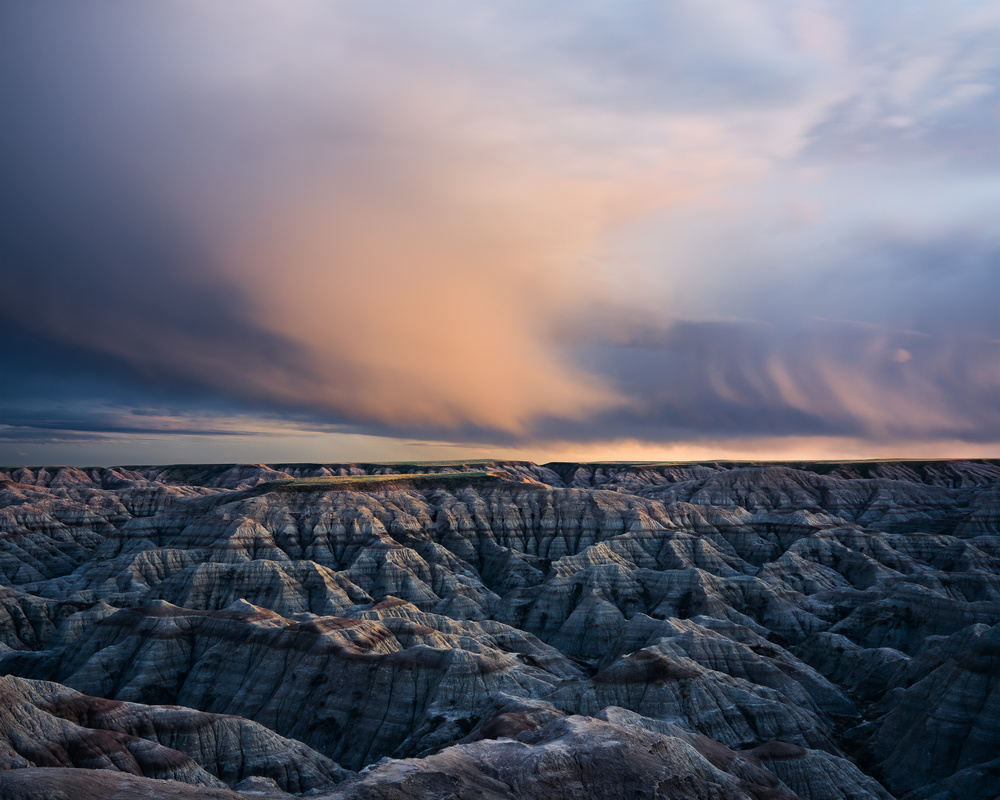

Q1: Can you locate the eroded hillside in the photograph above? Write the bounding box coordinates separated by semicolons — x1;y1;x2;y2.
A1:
1;460;998;799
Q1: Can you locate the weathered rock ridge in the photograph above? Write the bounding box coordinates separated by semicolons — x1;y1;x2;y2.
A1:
1;460;998;799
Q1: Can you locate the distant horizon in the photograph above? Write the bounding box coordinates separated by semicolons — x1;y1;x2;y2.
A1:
5;452;999;471
5;431;999;469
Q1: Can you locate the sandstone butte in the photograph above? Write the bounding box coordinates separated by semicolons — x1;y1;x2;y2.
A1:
0;460;997;800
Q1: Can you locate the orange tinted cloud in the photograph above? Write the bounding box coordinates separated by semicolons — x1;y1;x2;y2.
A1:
3;1;998;462
204;73;742;434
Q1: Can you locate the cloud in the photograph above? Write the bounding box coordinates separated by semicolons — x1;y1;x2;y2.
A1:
803;1;1000;167
2;0;998;462
1;2;640;436
498;0;839;112
539;312;999;447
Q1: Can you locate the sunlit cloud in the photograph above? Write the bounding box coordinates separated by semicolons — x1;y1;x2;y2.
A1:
1;0;997;465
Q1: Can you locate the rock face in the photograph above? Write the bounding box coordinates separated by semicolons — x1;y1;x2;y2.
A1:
1;460;998;799
0;674;345;791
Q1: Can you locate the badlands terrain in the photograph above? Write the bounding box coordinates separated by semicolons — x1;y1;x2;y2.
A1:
0;460;997;799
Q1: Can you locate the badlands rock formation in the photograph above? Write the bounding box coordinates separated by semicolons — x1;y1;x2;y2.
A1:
0;460;998;799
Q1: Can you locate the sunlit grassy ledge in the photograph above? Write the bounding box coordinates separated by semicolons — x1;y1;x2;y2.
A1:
249;471;509;494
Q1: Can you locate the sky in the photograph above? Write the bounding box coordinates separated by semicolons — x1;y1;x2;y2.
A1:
2;0;998;466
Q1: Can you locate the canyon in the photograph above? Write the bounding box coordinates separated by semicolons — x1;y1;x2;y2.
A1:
0;460;997;799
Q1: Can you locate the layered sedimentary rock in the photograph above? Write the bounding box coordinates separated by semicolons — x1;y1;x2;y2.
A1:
1;460;998;798
0;674;345;792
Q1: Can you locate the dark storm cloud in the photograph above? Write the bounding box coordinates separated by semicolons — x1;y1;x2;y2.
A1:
2;1;632;437
1;0;998;460
1;2;335;414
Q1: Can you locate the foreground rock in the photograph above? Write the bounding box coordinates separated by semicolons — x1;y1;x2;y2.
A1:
0;674;346;792
0;768;254;800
